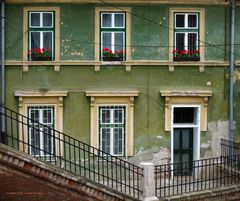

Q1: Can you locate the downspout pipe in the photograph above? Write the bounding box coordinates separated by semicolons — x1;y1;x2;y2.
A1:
0;1;5;143
229;0;235;142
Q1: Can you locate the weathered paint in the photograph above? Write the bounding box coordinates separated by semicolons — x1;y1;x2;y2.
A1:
3;3;240;164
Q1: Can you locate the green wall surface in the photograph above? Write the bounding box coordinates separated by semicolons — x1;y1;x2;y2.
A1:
3;2;240;163
5;65;229;156
5;4;237;61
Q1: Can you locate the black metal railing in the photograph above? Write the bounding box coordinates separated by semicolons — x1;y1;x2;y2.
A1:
155;155;240;198
0;105;143;198
221;138;240;157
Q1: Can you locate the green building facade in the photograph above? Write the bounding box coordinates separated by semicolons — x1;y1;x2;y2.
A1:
1;0;240;165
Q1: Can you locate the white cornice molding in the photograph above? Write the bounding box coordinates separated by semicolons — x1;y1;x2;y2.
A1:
160;90;213;97
5;0;230;5
15;90;68;97
86;90;139;97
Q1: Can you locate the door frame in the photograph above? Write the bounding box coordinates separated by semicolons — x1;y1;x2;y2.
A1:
171;104;201;165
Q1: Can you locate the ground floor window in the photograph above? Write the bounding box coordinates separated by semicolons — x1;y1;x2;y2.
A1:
86;91;138;157
28;105;55;156
98;105;126;156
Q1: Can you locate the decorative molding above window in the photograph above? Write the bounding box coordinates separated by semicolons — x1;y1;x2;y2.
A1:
15;90;68;107
86;90;139;156
160;90;212;131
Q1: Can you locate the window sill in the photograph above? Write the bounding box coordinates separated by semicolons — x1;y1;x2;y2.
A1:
173;57;200;62
5;60;230;73
236;61;240;67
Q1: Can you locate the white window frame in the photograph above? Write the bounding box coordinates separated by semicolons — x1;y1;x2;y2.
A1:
101;12;125;28
171;105;201;165
28;104;56;157
29;11;54;28
98;104;127;157
174;13;198;29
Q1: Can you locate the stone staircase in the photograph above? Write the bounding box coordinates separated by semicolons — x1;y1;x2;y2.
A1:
0;144;140;201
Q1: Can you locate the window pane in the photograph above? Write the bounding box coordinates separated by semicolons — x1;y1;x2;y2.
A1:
101;128;111;154
102;13;112;27
176;14;185;27
43;32;53;50
43;127;53;153
30;13;40;27
188;33;197;52
43;109;53;124
101;109;111;124
182;129;190;149
30;32;40;49
174;129;180;150
114;109;123;124
114;13;124;27
102;32;112;50
114;32;124;52
174;107;194;123
30;128;40;155
175;33;185;51
114;128;123;155
30;109;39;123
188;14;197;28
43;13;53;27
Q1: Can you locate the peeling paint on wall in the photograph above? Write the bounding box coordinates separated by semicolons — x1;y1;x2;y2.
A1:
208;121;229;156
130;146;170;165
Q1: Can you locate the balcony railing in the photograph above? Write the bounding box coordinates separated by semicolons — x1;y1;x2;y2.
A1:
0;105;143;199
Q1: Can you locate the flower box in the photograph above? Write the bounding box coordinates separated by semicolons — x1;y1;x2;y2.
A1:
28;48;52;61
31;56;52;61
102;56;123;61
173;57;200;61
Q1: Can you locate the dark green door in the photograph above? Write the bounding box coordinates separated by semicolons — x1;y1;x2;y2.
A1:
173;128;193;175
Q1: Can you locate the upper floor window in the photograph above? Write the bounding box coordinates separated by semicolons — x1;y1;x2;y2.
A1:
28;11;55;61
100;12;126;61
173;13;200;61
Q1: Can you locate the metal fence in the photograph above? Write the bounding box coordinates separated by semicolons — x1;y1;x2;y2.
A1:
0;105;143;198
221;138;240;157
155;155;240;198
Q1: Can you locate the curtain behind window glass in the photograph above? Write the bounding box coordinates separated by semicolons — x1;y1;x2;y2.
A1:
43;32;52;49
188;33;197;52
43;13;52;27
188;15;197;28
31;32;40;49
114;14;124;27
30;13;40;27
102;14;112;27
102;32;111;50
114;32;124;51
176;33;185;51
176;15;185;27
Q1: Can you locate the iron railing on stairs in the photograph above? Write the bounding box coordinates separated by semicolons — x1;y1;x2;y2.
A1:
0;105;143;199
155;139;240;198
155;155;240;198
